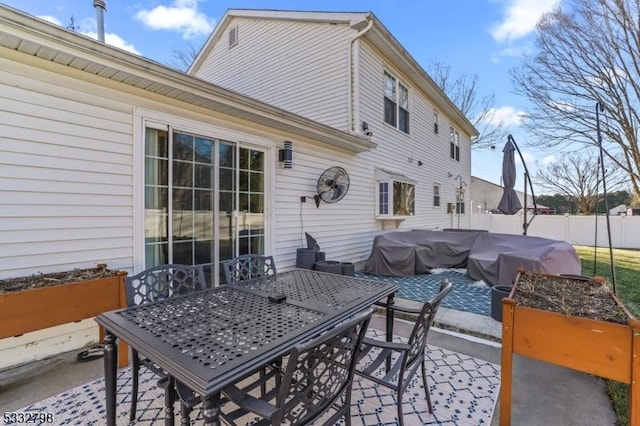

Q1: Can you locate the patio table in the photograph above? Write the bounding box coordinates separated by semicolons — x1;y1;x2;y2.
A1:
95;268;398;426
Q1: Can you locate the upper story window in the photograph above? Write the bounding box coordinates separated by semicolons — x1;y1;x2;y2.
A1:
375;169;415;218
433;111;439;134
449;126;460;161
384;71;409;134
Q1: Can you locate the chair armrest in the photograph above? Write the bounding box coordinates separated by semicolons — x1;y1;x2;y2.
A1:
374;301;423;315
223;384;278;419
362;336;411;352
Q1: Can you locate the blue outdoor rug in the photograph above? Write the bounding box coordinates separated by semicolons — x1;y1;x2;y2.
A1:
356;269;492;317
15;329;500;425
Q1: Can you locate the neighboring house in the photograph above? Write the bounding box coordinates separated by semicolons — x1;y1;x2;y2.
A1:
189;10;478;236
470;176;536;214
609;204;627;216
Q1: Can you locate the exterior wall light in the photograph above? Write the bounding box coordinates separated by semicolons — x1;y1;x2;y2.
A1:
279;140;293;169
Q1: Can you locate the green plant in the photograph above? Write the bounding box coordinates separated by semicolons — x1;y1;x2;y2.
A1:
574;245;640;426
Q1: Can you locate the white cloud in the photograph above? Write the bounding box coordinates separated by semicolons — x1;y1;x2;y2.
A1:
135;0;215;39
548;100;576;112
37;15;63;26
517;151;536;165
491;0;560;43
482;106;529;126
491;42;533;62
82;31;141;55
541;155;556;164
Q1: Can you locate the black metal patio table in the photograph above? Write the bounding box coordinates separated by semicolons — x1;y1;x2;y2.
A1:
95;268;398;426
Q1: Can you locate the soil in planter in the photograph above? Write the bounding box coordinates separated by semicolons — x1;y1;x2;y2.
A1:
513;271;628;325
0;264;118;294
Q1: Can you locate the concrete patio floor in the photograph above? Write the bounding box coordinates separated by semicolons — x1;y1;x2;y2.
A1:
1;301;616;425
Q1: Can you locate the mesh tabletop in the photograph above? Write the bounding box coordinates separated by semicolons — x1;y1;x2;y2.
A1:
230;269;392;313
96;270;397;397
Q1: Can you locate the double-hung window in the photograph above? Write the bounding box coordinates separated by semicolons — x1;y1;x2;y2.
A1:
375;169;415;218
384;71;409;133
450;126;460;161
433;184;441;207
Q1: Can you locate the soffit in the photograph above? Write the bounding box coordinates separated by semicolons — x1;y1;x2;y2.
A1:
0;5;376;153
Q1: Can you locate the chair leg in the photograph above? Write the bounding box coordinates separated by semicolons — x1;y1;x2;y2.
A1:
396;386;404;426
180;402;191;426
130;350;140;421
259;368;267;396
421;357;434;414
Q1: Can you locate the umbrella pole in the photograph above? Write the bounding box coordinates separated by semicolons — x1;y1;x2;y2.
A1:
508;135;537;235
523;174;528;235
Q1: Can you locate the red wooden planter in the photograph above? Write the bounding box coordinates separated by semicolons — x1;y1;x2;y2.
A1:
499;271;640;425
0;269;129;368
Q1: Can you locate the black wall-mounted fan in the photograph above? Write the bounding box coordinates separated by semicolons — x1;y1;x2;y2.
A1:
314;167;350;207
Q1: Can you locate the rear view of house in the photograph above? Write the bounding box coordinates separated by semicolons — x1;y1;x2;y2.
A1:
0;5;475;365
190;9;478;247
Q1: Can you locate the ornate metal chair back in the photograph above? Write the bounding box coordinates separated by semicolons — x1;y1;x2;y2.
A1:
125;263;207;307
222;254;277;284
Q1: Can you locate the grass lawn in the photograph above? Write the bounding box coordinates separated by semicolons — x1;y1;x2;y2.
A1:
574;245;640;426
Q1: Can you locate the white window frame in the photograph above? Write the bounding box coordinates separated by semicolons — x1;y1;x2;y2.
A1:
433;184;441;207
375;169;416;218
433;111;439;134
384;71;410;134
450;126;460;161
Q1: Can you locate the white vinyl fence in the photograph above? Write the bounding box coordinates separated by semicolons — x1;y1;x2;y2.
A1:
470;214;640;249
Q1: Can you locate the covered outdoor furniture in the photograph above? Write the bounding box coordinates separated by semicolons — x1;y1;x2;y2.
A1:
466;232;581;286
364;230;483;276
124;263;208;422
356;279;453;425
97;269;398;425
221;308;373;425
222;254;277;284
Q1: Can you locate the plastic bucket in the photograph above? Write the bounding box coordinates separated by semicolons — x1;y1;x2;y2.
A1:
490;285;512;322
341;262;355;276
296;248;316;270
314;260;342;275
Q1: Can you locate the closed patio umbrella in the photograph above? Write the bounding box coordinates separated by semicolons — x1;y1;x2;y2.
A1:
498;139;522;215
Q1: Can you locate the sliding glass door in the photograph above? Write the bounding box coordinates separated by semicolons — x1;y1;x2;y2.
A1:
144;126;266;285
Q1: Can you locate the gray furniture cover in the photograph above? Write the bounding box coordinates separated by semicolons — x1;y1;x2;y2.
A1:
364;230;483;276
466;232;581;286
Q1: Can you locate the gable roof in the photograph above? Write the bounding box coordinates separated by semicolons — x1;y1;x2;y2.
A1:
0;5;376;153
191;9;479;138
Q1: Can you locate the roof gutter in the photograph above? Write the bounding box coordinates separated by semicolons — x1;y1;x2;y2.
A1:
0;4;376;153
349;16;373;135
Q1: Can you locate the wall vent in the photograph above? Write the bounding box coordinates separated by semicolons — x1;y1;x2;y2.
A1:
228;26;238;48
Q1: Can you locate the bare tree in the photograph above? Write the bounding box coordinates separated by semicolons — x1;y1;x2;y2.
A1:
166;42;201;71
534;152;626;214
428;62;508;150
512;0;640;198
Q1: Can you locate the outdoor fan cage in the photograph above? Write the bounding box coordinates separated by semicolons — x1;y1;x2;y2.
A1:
314;167;350;207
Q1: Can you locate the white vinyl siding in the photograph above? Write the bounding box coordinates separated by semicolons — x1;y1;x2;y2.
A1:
356;40;470;230
194;18;352;131
0;60;133;278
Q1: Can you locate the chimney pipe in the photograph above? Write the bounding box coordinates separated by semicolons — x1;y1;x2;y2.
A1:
93;0;106;43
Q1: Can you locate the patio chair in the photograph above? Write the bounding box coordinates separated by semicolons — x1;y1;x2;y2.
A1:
124;263;207;422
220;308;374;426
355;279;453;426
222;254;276;284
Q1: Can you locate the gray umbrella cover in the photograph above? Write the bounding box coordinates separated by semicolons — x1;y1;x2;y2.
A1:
497;139;522;215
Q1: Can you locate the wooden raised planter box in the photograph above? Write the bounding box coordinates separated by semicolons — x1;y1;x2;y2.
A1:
0;266;129;368
500;271;640;425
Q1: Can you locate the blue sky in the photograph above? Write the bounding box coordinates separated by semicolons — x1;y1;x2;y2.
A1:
2;0;561;191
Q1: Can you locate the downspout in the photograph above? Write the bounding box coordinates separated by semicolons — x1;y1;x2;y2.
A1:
93;0;106;43
349;16;373;134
